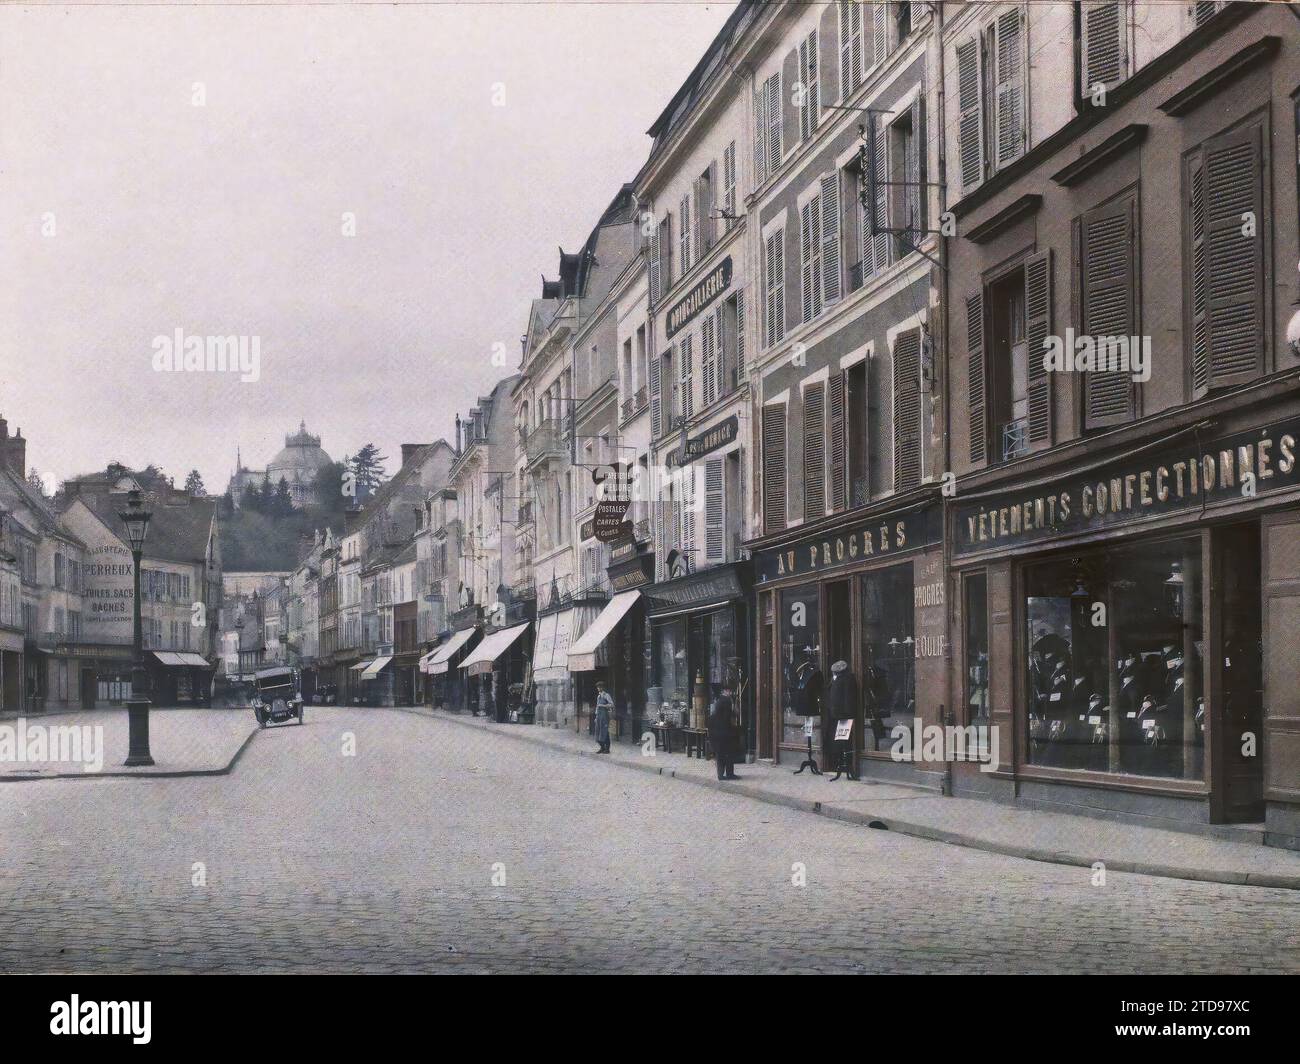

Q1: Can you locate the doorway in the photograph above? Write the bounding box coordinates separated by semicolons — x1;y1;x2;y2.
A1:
1218;523;1264;823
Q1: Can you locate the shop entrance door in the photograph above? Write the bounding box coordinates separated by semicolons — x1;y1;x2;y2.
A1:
824;581;853;759
1217;523;1264;823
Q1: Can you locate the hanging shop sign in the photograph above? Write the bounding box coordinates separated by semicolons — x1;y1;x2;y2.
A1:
953;420;1300;558
753;503;943;583
668;415;739;467
665;256;733;339
645;564;746;614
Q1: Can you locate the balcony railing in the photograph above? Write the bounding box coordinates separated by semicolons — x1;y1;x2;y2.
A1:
524;419;565;465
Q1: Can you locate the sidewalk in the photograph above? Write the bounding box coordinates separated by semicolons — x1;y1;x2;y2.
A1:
0;707;258;780
402;705;1300;890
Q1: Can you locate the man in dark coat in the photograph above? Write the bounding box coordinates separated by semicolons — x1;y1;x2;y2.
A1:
707;687;738;780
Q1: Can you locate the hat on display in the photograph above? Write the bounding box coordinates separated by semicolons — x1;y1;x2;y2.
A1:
832;660;848;674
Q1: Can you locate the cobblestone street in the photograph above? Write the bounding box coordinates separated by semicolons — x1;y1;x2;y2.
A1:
1;708;1297;974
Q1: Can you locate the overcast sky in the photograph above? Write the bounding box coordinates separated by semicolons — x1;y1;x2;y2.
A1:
0;0;732;494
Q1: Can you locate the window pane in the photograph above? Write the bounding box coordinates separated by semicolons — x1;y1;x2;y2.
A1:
862;562;915;744
780;586;821;749
966;572;989;725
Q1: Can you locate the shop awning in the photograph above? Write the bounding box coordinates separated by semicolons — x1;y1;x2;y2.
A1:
417;648;440;670
460;623;530;677
568;591;640;672
153;651;214;668
424;627;477;675
351;660;372;672
361;656;392;679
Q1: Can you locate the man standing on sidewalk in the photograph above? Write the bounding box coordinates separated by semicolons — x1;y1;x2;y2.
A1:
708;686;738;780
594;681;613;753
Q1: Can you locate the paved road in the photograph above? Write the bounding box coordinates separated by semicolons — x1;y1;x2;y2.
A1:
1;708;1296;973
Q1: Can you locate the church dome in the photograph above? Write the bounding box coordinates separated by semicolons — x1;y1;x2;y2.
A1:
267;422;333;478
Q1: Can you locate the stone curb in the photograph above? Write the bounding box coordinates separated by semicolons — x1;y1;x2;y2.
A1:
0;723;261;783
401;707;1300;892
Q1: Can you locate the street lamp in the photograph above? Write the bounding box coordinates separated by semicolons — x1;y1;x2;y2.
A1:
117;489;154;766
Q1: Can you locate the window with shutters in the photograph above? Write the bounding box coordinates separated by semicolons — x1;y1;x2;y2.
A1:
679;333;694;421
889;105;922;260
762;403;788;533
1080;1;1130;100
755;71;781;182
764;229;786;347
728;290;746;386
956;35;984;193
828;371;848;512
1183;119;1266;397
958;8;1025;194
701;314;718;408
1076;190;1137;429
679;194;692;277
803;381;827;520
722;141;737;231
695;164;715;256
892;329;922;491
799;191;824;325
839;1;865;100
799;29;820;142
987;271;1030;462
704;457;727;566
864;115;892;278
655;214;672;302
992;9;1026;171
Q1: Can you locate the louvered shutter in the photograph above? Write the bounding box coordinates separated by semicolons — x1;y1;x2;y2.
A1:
714;306;726;401
820;172;842;304
911;93;927;236
762;403;788;533
799;31;819;142
957;37;983;192
967;292;988;465
1191;1;1223;27
648;217;662;305
680;334;694;420
1081;199;1135;427
766;230;785;346
1203;122;1264;390
704;458;726;564
701;315;716;408
1189;158;1210;395
680;466;696;571
803;382;826;520
1024;249;1054;444
648;349;662;438
735;290;746;381
723;142;737;228
754;83;768;184
800;199;818;323
766;73;782;176
893;329;922;491
994;9;1024;168
870;0;888;69
1081;1;1128;97
828;371;847;511
659;215;672;293
871;114;889;274
840;2;853;99
679;194;691;275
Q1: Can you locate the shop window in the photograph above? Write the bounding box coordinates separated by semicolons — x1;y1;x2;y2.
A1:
861;563;915;747
655;618;689;711
965;572;990;726
780;586;821;749
1024;537;1203;780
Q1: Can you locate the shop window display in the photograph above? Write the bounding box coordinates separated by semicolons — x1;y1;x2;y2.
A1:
654;619;689;723
965;572;989;725
1024;538;1203;780
861;563;916;746
780;586;821;748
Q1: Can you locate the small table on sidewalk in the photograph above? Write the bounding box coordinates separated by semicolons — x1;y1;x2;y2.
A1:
650;722;676;753
681;727;708;759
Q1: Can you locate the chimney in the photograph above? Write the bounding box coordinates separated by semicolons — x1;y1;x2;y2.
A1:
0;419;26;479
455;415;462;456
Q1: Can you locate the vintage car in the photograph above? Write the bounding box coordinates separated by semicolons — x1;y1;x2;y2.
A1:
251;667;305;727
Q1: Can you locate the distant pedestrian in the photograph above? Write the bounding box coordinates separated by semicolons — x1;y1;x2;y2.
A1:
594;681;613;753
707;686;738;780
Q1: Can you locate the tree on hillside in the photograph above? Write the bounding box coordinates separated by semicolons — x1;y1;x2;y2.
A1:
274;476;294;516
349;444;388;503
239;481;261;513
184;469;206;496
310;460;349;517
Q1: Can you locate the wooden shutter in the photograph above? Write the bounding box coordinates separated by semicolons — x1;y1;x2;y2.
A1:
1202;122;1265;390
658;214;672;293
762;403;788;533
714;306;726;401
648;215;661;305
871;114;889;274
765;230;785;346
701;314;716;408
1081;1;1128;97
679;465;696;571
680;333;694;420
956;37;984;192
735;290;746;382
870;0;888;69
893;329;922;491
1024;249;1053;444
800;195;823;324
820;172;841;304
723;141;737;227
840;1;864;99
799;30;819;142
704;457;726;564
994;9;1024;168
803;382;826;520
1081;197;1135;427
766;72;782;176
912;92;927;234
754;83;768;185
1188;155;1210;395
828;370;847;511
679;193;691;275
967;292;988;465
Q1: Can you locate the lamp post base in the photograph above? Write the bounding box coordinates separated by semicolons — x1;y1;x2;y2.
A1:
124;697;155;766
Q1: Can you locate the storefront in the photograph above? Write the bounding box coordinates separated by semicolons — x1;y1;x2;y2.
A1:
359;655;393;706
750;496;945;786
150;651;214;705
949;411;1300;849
644;562;750;754
460;622;531;722
532;604;600;727
423;626;479;711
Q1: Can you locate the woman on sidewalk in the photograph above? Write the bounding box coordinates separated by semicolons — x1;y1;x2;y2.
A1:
594;682;613;754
